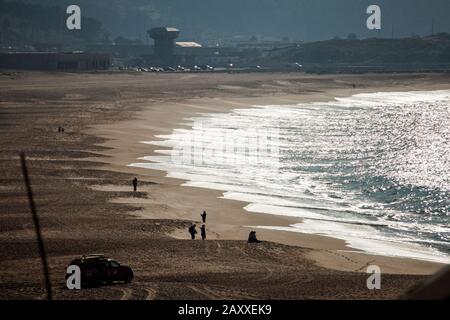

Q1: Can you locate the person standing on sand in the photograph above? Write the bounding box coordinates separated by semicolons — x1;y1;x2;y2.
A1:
132;177;138;192
200;210;207;223
200;225;206;240
189;224;197;240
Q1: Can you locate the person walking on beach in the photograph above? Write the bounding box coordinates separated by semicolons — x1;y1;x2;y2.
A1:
200;210;207;223
132;177;138;192
200;225;206;240
189;224;197;240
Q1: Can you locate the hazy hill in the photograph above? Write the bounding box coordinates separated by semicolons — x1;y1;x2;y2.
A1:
10;0;450;43
265;34;450;71
287;36;450;63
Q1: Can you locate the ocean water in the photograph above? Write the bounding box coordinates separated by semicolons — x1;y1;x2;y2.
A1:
130;90;450;263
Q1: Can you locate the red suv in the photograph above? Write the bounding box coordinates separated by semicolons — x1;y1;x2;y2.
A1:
65;254;134;288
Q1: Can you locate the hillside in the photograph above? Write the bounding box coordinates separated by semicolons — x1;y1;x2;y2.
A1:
10;0;450;43
266;35;450;72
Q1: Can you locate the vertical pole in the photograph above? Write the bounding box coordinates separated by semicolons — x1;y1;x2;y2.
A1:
20;153;53;300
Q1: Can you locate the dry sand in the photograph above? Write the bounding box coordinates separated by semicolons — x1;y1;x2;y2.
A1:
1;71;449;300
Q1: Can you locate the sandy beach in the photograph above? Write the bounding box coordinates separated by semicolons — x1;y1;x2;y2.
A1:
1;71;449;299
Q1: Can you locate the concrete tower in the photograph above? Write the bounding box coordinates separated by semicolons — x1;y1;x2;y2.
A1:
148;27;180;61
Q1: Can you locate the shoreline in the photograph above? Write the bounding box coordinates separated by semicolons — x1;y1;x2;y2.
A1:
89;76;449;275
127;89;450;265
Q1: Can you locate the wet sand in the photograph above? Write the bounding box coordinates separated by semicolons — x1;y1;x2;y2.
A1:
0;71;448;299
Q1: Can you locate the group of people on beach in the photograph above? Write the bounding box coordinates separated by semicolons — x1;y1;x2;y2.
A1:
188;210;262;243
189;211;207;240
131;177;208;240
131;177;261;243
